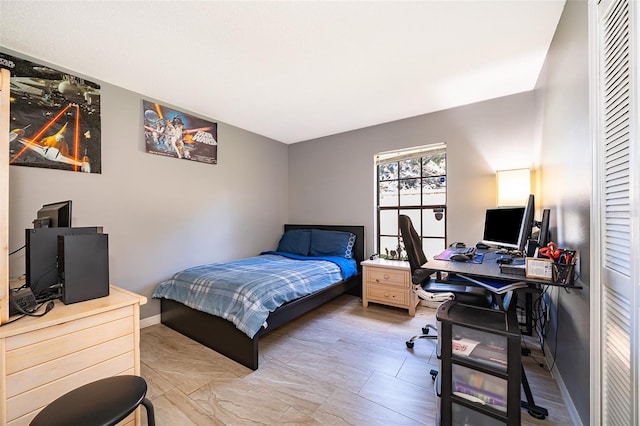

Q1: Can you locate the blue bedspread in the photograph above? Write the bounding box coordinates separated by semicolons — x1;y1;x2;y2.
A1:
153;253;357;338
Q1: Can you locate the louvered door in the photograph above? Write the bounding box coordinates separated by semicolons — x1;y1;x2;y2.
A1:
595;0;638;424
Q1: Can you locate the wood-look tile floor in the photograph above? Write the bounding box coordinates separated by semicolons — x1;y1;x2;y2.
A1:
140;295;575;425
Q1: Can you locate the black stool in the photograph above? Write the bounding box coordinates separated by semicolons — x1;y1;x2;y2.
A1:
30;375;155;426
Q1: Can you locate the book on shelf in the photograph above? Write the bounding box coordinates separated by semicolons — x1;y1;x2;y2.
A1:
451;339;508;368
453;381;507;411
452;338;480;357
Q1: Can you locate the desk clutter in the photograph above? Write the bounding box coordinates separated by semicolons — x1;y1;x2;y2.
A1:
526;241;577;285
434;241;578;287
435;243;483;263
8;199;111;322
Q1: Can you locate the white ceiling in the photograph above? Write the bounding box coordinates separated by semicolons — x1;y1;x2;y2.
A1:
0;1;565;144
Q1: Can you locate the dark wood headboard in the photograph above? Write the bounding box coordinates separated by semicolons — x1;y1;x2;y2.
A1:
284;224;365;268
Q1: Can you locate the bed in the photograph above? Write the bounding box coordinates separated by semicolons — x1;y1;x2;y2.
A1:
154;224;365;370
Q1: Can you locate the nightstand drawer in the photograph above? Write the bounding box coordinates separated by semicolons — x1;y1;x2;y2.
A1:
361;259;416;315
367;268;406;287
367;283;407;305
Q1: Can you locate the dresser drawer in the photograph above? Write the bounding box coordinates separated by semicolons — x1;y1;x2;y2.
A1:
367;268;407;287
4;306;136;424
6;307;135;373
367;283;407;305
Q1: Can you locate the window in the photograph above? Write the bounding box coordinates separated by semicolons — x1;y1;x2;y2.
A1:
376;144;447;261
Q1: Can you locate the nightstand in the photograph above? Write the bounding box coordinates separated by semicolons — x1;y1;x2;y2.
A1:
361;258;419;316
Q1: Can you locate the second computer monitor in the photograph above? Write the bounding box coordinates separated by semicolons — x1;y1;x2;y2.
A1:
33;200;72;228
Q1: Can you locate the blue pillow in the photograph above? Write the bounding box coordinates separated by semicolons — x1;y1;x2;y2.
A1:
276;230;311;256
309;229;356;259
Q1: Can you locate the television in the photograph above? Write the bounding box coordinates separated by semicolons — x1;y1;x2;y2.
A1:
33;200;72;228
481;206;527;250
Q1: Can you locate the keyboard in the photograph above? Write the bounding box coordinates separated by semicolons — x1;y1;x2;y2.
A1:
434;246;478;261
452;247;476;256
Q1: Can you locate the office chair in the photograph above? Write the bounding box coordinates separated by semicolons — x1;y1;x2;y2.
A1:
398;215;492;349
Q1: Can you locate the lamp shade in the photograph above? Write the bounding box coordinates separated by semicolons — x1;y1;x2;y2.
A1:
496;168;531;206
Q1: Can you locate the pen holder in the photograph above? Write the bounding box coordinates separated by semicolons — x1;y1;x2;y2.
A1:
553;263;575;285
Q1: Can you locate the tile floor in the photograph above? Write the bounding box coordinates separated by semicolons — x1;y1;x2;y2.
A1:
140;295;575;425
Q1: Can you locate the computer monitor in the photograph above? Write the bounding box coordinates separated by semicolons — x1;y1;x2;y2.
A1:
538;208;551;248
481;206;527;250
481;194;535;253
518;194;536;253
33;200;72;228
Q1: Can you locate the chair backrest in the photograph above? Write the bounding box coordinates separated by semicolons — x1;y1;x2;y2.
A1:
398;215;428;273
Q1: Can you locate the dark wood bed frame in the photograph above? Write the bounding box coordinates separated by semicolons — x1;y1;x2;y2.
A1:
160;224;365;370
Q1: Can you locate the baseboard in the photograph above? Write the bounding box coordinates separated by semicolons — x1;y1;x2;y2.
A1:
140;313;161;329
543;340;583;426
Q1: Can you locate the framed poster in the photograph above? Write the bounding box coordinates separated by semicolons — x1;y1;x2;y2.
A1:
1;51;101;173
143;100;217;164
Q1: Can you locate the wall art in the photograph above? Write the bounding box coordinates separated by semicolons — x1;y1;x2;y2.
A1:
1;51;101;173
143;100;217;164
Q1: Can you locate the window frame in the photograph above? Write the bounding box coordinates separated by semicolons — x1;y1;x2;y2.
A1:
375;144;447;261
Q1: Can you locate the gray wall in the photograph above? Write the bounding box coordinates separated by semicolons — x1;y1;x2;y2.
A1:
289;92;538;258
7;53;289;319
288;6;591;423
535;1;590;424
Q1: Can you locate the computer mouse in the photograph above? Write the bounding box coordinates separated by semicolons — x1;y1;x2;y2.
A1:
475;242;490;250
450;253;471;262
496;257;513;264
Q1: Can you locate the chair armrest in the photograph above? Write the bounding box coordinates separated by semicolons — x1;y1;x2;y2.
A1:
412;268;436;285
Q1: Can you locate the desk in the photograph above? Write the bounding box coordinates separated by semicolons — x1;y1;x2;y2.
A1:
424;252;581;335
423;251;580;420
424;253;582;290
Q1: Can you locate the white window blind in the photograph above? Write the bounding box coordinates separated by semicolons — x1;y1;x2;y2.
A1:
375;143;446;165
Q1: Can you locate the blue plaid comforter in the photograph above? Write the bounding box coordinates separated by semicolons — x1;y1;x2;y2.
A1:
153;253;357;338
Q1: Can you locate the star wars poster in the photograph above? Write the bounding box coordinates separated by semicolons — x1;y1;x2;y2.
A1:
1;51;101;173
143;100;218;164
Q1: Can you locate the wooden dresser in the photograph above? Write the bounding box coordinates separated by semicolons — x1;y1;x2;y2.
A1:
361;259;418;316
0;286;146;426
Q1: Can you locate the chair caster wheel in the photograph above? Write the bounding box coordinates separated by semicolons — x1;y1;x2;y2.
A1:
406;341;414;349
422;327;430;334
430;369;438;380
527;408;547;420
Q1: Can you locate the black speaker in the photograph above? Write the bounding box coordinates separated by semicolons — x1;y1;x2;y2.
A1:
58;233;110;304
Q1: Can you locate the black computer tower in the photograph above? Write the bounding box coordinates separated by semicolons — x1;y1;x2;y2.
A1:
26;226;102;299
57;233;110;304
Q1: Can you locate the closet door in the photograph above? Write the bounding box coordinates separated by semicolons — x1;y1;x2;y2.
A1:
593;0;638;424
